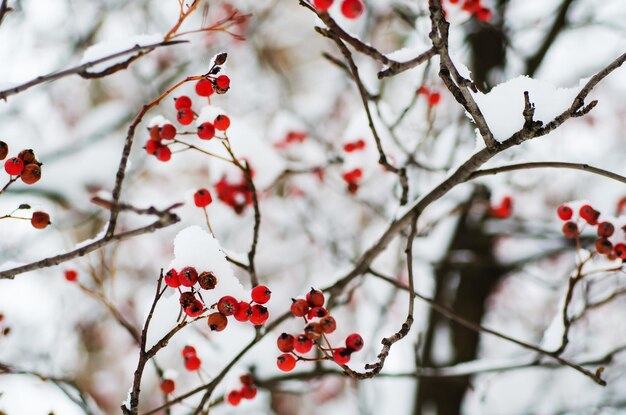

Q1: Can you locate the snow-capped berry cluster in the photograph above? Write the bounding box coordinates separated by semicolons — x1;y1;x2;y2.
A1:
275;288;365;372
226;374;258;406
445;0;492;22
557;203;626;260
313;0;365;19
215;173;253;214
489;196;513;219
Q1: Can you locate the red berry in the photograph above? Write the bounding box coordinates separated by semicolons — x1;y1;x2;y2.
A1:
164;269;181;288
240;384;257;400
597;222;615;238
614;243;626;259
4;157;24;176
428;92;441;106
313;0;333;11
476;7;492;22
177;108;194;125
217;296;239;316
198;271;218;290
333;347;352;365
184;300;204;317
20;164;41;185
276;354;296;372
277;333;295;353
208;312;228;331
294;334;313;353
342;168;363;184
557;205;573;221
145;140;160;155
307;306;328;320
194;189;213;208
160;123;177;140
149;125;161;141
214;115;231;131
234;301;252;322
31;211;50;229
65;270;78;282
175;96;192;110
595;238;613;255
345;333;364;352
185;355;201;371
417;86;430;95
249;304;269;326
227;390;242;406
290;298;310;317
340;0;364;19
215;75;230;90
155;146;172;162
0;141;7;160
306;288;325;308
195;79;214;97
580;205;600;225
251;285;271;304
197;122;216;140
179;266;198;287
319;316;337;333
562;222;578;239
182;345;197;358
304;322;322;340
160;379;175;394
179;292;196;309
462;0;481;13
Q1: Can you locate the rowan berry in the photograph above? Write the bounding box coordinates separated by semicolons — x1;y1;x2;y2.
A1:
164;269;181;288
319;316;337;333
290;298;309;317
557;205;573;221
217;296;238;316
345;333;364;352
195;79;214;97
249;304;269;325
177;108;194;125
595;238;613;255
306;288;325;307
4;157;24;176
342;169;362;184
294;334;313;353
155;146;172;162
208;312;228;331
277;333;295;353
182;345;197;358
18;149;38;165
215;75;230;91
20;164;41;184
175;95;192;110
160;379;175;394
197;122;216;140
227;390;242;406
214;115;230;131
0;141;7;160
304;322;322;340
276;354;296;372
31;211;50;229
340;0;364;19
307;306;328;320
240;384;257;400
194;189;213;207
234;301;252;322
562;222;578;239
417;86;430;95
476;7;492;21
179;267;198;287
65;270;78;282
580;205;600;225
240;374;255;386
184;355;201;371
149;125;161;141
428;92;441;106
251;285;271;304
313;0;333;11
198;271;217;290
614;243;626;259
160;123;177;140
145;140;160;155
179;292;196;309
333;347;351;365
184;300;204;317
597;222;615;238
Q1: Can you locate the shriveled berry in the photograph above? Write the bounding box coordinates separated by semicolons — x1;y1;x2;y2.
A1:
227;390;242;406
290;298;309;317
31;211;50;229
345;333;364;352
313;0;333;11
240;374;255;386
18;149;37;165
184;300;204;317
333;347;351;365
306;288;325;307
277;333;295;353
217;296;238;316
294;334;313;353
65;270;78;282
557;205;573;221
164;269;181;288
182;345;197;358
208;312;228;331
20;164;41;184
340;0;364;19
194;189;213;207
197;122;216;140
562;222;578;239
240;384;257;400
175;95;192;110
177;108;194;125
4;157;24;176
184;355;201;371
276;354;296;371
155;146;172;162
249;304;269;325
195;79;214;97
0;141;7;160
179;267;198;287
179;292;196;309
160;379;175;394
214;115;230;131
598;222;615;238
160;124;177;140
319;316;337;333
198;271;217;290
234;301;251;322
304;322;322;340
307;306;328;320
595;238;613;255
251;285;271;304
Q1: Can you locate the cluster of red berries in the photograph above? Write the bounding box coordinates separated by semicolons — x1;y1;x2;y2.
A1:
417;86;442;107
2;145;42;184
446;0;492;21
489;196;513;219
273;131;307;149
275;288;365;372
215;174;253;214
343;139;366;153
558;203;626;260
313;0;364;19
181;345;202;371
226;374;258;406
342;168;363;195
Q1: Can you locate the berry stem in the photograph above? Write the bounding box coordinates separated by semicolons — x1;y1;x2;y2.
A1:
202;207;214;236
